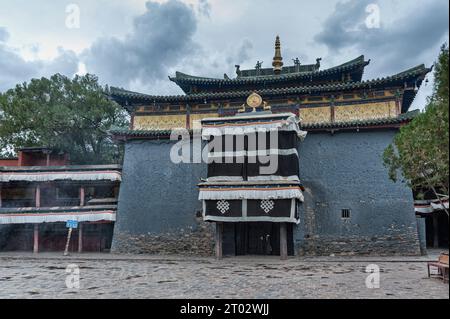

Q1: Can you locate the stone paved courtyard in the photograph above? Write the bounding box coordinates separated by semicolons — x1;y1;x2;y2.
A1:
0;253;448;299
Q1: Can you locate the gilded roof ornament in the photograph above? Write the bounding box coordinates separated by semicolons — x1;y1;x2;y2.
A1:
272;35;284;74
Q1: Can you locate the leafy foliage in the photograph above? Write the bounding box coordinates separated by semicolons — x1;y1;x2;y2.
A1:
0;73;129;164
383;44;449;198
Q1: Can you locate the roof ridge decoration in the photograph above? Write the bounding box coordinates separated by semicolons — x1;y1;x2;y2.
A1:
168;55;369;85
272;35;284;74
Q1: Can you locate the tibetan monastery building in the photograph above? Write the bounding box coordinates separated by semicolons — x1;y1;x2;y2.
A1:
109;37;431;257
0;147;120;253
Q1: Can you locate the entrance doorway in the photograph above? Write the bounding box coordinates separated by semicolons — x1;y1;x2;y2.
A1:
223;222;294;256
425;212;449;248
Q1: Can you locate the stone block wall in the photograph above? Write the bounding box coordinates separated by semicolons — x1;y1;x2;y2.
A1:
111;139;213;255
295;130;421;256
112;129;421;256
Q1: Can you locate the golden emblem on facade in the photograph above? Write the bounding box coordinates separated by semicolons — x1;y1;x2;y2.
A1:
246;92;263;109
238;92;270;113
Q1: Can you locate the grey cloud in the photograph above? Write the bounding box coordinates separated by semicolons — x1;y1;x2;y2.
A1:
0;29;78;92
315;0;449;77
198;0;211;18
40;48;79;77
0;27;9;42
0;44;38;90
82;0;199;91
315;0;370;51
234;39;253;65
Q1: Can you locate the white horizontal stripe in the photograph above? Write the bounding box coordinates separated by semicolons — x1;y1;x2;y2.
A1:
199;188;304;201
206;176;244;182
0;211;116;224
208;151;247;158
414;207;434;214
202;121;307;140
202;112;298;122
203;215;299;224
247;175;300;182
207;148;299;158
248;148;298;156
431;201;449;210
0;172;121;182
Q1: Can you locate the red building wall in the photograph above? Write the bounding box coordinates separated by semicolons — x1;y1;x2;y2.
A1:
0;159;19;166
17;151;69;166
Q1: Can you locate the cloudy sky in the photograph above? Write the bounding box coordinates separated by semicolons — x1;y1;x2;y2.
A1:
0;0;448;109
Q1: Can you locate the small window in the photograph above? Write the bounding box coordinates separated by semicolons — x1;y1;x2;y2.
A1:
341;209;351;219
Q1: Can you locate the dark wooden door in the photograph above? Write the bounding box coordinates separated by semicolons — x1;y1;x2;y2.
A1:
234;222;294;256
247;222;272;255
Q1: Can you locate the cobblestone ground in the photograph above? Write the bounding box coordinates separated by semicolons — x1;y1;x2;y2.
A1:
0;254;448;299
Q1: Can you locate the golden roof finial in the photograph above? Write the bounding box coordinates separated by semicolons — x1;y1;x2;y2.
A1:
272;35;283;74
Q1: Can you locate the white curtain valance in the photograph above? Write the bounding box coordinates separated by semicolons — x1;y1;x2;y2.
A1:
199;187;304;201
0;171;121;183
0;211;116;224
201;113;307;140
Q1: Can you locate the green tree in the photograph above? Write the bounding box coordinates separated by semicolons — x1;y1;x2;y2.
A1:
383;44;449;214
0;73;129;164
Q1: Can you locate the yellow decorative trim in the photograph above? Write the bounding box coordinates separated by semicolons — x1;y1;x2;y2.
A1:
334;101;397;122
300;107;331;124
133;114;187;130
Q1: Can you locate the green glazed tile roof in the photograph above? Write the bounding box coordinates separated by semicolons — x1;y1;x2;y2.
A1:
110;64;430;106
109;129;176;138
169;56;369;85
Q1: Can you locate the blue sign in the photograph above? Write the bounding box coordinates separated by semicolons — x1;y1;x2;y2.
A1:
66;220;78;229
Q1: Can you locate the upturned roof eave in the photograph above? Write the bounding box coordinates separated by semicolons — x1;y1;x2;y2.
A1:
109;64;430;108
168;55;369;86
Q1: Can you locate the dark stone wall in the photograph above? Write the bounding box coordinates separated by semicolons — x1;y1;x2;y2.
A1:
111;139;214;255
416;217;427;255
112;129;421;256
295;130;421;256
0;225;19;250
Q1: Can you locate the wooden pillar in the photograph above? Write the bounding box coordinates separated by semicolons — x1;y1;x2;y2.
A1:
130;112;135;129
78;223;83;253
395;97;401;116
330;96;336;123
433;213;439;248
33;224;39;253
280;223;288;260
215;222;223;260
79;186;85;207
185;104;191;129
35;185;41;208
34;185;41;253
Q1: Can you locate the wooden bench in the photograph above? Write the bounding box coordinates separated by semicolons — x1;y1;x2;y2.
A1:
427;253;449;283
